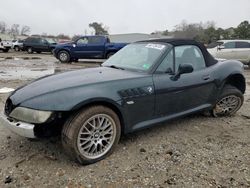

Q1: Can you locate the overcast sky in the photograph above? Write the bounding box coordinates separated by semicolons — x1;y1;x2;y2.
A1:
0;0;249;36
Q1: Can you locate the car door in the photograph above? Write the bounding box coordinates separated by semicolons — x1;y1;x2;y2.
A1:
74;37;89;58
38;38;50;52
234;41;250;62
31;38;41;51
86;36;105;58
153;45;216;117
216;42;236;59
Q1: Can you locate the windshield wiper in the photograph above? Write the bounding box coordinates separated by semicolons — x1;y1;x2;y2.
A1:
107;65;125;70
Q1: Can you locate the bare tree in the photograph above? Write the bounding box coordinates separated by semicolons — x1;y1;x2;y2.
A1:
9;24;20;38
20;25;31;35
0;21;7;34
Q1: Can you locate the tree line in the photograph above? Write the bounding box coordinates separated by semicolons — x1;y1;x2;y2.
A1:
152;20;250;44
1;20;249;44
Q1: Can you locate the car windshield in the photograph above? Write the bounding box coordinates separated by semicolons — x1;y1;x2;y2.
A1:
103;43;169;72
46;38;57;44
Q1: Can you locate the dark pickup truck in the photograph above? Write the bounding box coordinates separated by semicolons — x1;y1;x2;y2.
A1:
53;35;128;62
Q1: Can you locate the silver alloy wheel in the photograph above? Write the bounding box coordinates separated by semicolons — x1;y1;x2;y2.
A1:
77;114;116;159
15;46;19;51
213;95;242;117
28;48;32;53
59;52;68;62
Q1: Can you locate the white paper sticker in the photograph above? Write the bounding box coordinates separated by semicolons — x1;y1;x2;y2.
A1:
145;43;165;50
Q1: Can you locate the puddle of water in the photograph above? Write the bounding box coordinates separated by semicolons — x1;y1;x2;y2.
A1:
0;56;42;60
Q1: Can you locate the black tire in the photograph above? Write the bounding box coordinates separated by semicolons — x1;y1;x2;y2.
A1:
3;49;9;53
36;51;41;54
58;50;70;63
62;105;121;165
212;84;243;117
106;52;115;59
27;47;33;54
14;46;20;51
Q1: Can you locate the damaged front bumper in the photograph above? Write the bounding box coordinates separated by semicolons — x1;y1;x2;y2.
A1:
0;113;36;138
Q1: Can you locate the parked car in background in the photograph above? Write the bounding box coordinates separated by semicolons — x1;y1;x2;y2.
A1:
12;39;24;51
0;40;12;52
0;39;245;165
207;40;250;64
53;35;128;63
23;37;57;54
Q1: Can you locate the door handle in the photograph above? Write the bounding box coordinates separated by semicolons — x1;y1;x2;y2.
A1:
202;75;210;80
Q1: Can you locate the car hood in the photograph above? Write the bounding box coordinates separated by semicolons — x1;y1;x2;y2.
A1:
10;67;147;105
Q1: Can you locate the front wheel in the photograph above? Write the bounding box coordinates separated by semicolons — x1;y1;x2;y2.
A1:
58;50;70;63
14;46;20;51
62;106;121;165
3;48;9;53
212;85;243;117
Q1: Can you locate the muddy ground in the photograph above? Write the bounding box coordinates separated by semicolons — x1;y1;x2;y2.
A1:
0;51;249;188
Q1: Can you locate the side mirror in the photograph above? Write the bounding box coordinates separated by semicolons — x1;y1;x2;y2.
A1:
171;64;193;81
178;64;193;74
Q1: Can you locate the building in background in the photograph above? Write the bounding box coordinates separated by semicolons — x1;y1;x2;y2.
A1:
0;33;27;41
109;33;172;43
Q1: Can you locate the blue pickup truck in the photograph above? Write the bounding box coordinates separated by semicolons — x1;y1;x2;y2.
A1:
53;36;128;63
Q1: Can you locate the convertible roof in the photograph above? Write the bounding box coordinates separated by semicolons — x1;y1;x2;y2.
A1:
138;38;218;67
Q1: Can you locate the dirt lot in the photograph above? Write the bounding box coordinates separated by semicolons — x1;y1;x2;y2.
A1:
0;51;250;187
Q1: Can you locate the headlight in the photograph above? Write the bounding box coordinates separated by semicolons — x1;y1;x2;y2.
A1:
9;107;52;124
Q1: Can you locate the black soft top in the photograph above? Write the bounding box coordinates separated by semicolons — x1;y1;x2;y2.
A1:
138;38;218;67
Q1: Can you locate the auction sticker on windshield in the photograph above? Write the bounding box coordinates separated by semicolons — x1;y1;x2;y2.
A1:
145;43;165;50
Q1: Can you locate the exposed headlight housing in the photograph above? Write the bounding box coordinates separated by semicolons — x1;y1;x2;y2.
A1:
9;107;52;124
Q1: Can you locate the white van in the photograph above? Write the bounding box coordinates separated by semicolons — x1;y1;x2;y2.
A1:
207;40;250;63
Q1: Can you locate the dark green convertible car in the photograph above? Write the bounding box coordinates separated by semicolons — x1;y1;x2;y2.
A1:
0;39;245;164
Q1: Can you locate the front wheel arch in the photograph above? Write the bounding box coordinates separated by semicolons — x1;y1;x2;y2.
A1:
70;100;125;134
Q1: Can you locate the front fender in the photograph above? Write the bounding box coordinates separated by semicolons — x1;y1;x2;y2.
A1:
19;85;122;112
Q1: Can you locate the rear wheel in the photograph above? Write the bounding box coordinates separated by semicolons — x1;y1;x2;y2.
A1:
14;46;20;51
62;106;121;165
36;51;41;54
58;50;70;63
212;84;243;117
27;47;33;54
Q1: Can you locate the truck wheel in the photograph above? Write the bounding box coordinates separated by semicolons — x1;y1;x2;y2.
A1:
3;49;9;53
212;84;243;117
27;47;33;54
62;106;121;165
58;50;70;63
107;52;115;59
14;46;20;51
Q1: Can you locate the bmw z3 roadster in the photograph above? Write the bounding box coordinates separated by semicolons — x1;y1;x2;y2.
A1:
0;39;245;164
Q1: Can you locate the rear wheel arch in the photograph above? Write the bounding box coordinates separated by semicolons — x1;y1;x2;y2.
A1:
223;74;246;94
105;50;117;58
